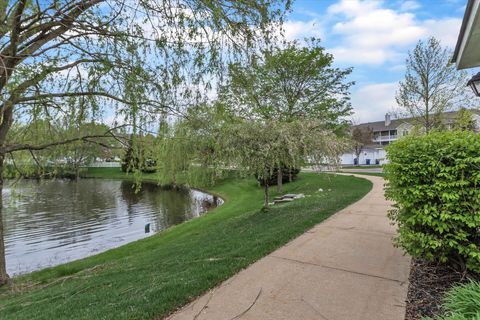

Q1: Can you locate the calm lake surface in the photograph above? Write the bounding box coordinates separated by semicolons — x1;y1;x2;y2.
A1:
3;179;222;275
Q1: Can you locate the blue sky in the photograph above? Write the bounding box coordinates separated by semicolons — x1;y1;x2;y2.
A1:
284;0;470;123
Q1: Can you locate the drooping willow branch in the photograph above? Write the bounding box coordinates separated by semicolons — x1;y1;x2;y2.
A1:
2;124;129;153
13;91;188;118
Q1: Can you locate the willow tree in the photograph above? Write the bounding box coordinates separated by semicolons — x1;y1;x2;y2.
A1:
219;39;353;191
156;122;194;185
152;104;347;206
220;119;346;207
59;122;121;179
8;119;119;179
155;103;230;187
0;0;289;285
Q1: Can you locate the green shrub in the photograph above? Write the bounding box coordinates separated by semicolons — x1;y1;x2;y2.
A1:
425;281;480;320
385;131;480;272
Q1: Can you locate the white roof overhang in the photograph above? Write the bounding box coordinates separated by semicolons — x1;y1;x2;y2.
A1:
453;0;480;69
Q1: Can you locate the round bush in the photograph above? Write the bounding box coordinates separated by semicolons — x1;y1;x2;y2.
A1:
385;131;480;272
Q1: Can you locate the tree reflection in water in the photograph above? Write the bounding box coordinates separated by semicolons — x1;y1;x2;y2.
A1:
3;179;221;275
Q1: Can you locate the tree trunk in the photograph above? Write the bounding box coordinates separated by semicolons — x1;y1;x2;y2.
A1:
75;163;80;181
355;149;361;166
263;180;269;208
425;97;430;134
353;143;364;166
0;154;9;286
276;169;283;193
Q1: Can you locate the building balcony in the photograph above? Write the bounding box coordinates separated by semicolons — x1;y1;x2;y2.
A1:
373;135;397;141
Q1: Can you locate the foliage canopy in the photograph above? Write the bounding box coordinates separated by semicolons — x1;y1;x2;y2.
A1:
219;39;353;130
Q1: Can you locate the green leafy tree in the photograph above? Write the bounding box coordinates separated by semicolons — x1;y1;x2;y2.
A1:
220;119;346;207
454;108;477;131
155;124;193;185
152;103;348;206
221;39;353;125
351;126;373;166
0;0;289;285
219;39;353;190
121;134;157;174
154;103;230;187
396;37;475;133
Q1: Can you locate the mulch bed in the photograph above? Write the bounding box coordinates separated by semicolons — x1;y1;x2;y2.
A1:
405;258;480;320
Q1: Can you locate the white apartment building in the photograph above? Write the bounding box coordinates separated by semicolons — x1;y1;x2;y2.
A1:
340;111;480;166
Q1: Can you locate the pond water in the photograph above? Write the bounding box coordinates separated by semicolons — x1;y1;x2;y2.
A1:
3;179;222;275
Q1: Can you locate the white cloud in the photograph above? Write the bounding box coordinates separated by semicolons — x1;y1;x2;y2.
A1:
327;0;380;17
351;82;398;123
282;19;324;41
327;0;424;65
423;18;463;47
323;0;462;65
329;47;399;65
399;1;421;11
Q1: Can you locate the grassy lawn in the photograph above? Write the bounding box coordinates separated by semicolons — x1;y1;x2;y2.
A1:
0;168;371;320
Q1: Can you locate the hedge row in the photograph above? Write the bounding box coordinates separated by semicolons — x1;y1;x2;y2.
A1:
385;131;480;272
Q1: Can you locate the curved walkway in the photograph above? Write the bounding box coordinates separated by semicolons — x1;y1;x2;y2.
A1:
167;174;411;320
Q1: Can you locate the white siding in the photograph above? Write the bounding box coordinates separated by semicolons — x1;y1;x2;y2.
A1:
340;147;388;165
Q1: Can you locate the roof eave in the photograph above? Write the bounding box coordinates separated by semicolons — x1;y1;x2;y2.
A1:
452;0;480;69
452;0;475;64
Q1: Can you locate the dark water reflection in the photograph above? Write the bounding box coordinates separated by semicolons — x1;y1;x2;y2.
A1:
3;179;222;275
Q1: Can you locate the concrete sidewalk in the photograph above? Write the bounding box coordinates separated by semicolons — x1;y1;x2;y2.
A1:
167;174;411;320
340;167;383;174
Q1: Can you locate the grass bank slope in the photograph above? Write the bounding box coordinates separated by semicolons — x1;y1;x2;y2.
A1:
0;169;371;320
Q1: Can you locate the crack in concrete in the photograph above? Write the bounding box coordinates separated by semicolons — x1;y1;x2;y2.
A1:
321;264;406;285
270;255;405;284
300;297;331;320
350;213;390;217
326;226;355;230
322;225;396;236
229;288;262;320
192;288;215;320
